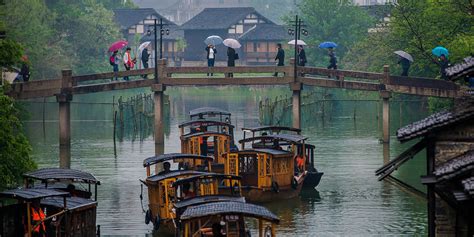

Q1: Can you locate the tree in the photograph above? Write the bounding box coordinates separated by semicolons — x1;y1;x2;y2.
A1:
295;0;375;67
344;0;474;77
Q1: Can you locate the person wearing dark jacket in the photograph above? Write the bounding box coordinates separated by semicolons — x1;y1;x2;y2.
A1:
141;47;150;79
398;56;411;76
436;54;450;80
227;47;236;77
327;48;337;70
274;43;285;76
298;45;307;66
19;62;30;82
205;44;216;76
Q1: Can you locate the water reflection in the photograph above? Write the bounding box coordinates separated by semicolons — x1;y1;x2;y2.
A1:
22;87;428;235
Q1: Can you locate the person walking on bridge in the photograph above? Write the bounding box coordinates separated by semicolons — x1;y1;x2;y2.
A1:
123;47;136;81
274;43;285;77
327;48;337;70
206;44;216;76
141;46;150;79
398;56;411;76
435;54;450;80
110;51;120;81
227;47;236;78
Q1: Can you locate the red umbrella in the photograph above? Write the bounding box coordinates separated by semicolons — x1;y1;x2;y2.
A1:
108;40;128;52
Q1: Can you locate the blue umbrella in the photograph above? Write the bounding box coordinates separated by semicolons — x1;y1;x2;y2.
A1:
432;46;449;57
319;41;338;48
204;35;223;46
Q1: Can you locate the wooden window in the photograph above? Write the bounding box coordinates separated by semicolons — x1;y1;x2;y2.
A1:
236;25;243;34
136;24;144;34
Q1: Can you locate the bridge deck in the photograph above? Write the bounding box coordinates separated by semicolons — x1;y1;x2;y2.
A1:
6;63;460;99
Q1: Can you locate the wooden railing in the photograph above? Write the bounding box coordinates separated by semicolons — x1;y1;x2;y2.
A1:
5;59;461;99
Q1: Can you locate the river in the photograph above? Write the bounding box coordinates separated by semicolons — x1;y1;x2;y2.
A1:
23;86;428;236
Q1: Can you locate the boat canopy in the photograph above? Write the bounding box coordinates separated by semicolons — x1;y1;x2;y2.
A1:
239;134;307;144
143;153;213;167
182;131;231;139
0;188;69;200
189;107;231;118
41;196;97;210
146;170;205;183
173;173;241;187
180;201;280;223
174;195;245;210
178;119;234;129
242;126;301;134
23;168;100;185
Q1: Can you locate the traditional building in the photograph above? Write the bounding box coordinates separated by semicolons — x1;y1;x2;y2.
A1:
112;8;184;66
238;24;289;65
180;7;274;62
377;97;474;236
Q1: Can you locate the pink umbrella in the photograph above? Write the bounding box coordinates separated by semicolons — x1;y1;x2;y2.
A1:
108;40;128;52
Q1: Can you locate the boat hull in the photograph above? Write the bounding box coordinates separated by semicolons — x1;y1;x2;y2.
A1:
242;181;304;203
302;171;324;188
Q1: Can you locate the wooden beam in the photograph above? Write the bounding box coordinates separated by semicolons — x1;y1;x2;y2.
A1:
161;77;292;86
385;85;458;98
300;67;384;80
72;79;154;95
298;77;382;91
166;66;288;74
73;68;154;83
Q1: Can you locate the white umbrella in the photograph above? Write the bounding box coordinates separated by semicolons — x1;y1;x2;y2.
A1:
288;39;307;46
394;50;414;62
138;41;151;53
223;38;241;49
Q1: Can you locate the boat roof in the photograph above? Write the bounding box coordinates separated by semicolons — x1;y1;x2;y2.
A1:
0;188;69;200
180;201;280;223
173;173;241;187
41;196;97;210
23;168;100;185
146;170;205;182
189;107;231;118
178;119;234;129
232;149;291;156
242;126;301;134
174;195;245;209
239;134;307;144
143;153;213;167
182;131;231;139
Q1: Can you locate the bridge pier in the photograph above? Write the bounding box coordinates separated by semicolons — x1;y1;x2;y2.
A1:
380;91;391;144
57;70;73;168
291;82;302;129
152;84;165;156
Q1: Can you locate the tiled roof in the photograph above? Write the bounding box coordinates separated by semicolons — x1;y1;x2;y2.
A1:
113;8;175;30
396;98;474;142
446;56;474;80
239;24;289;41
434;150;474;181
24;168;100;184
180;7;273;30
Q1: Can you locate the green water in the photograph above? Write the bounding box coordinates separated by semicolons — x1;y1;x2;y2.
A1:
22;86;428;236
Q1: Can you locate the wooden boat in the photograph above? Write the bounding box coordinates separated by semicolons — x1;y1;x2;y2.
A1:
242;126;324;188
1;168;101;237
189;107;232;123
171;173;244;220
179;119;238;153
141;153;214;232
222;134;309;202
177;201;280;237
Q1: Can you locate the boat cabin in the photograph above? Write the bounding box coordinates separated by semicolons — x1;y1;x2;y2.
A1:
172;173;243;218
141;153;214;231
240;133;323;188
189;107;232;123
0;188;97;237
181;131;232;168
177;201;280;237
23;168;101;201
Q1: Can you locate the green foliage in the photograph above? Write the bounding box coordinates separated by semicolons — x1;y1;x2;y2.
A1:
344;0;474;77
2;0;125;79
0;39;23;68
0;89;36;191
176;37;187;52
296;0;375;67
428;97;454;113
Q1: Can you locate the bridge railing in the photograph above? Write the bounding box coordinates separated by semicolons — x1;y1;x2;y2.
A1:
300;67;384;82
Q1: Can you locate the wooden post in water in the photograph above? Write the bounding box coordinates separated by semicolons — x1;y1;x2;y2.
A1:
153;59;167;157
291;82;302;129
56;69;73;168
380;90;391;144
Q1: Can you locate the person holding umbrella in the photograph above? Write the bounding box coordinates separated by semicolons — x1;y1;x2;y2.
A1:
432;46;450;80
298;45;307;67
394;51;413;77
205;44;216;76
223;38;241;78
141;46;150;79
110;50;121;81
274;43;285;77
